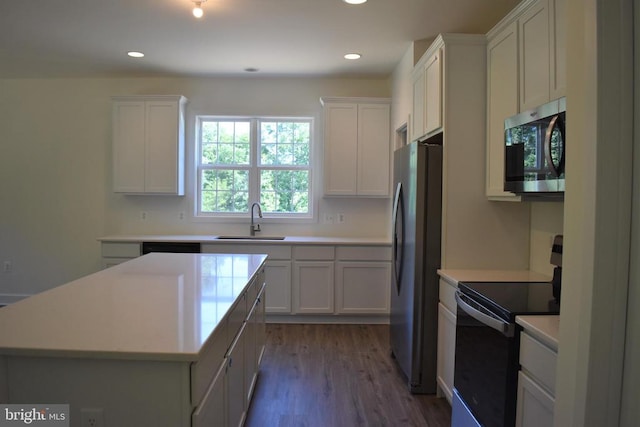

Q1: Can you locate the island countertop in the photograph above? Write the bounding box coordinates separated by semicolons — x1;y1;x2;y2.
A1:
0;253;267;361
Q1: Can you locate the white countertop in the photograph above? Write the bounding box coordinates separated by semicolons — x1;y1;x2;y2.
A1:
0;253;267;361
437;269;552;286
516;315;560;351
98;234;391;245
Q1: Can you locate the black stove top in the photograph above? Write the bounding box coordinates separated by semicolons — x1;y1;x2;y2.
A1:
458;281;560;322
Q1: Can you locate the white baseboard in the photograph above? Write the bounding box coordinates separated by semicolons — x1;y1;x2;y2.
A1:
266;314;389;324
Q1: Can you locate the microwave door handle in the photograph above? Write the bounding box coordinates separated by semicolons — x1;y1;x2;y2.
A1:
544;115;561;177
455;291;515;337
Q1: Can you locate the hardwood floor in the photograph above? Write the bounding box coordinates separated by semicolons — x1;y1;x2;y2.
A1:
245;324;451;427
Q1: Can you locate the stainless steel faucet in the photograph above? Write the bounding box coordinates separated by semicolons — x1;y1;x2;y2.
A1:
250;202;263;236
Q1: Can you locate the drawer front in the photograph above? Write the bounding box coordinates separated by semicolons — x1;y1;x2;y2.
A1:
293;245;335;260
202;244;291;260
519;332;557;395
336;245;391;261
227;293;248;348
101;242;141;258
192;360;226;427
438;278;457;313
191;322;227;406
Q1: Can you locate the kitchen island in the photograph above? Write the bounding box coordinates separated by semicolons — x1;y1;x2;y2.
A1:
0;252;267;427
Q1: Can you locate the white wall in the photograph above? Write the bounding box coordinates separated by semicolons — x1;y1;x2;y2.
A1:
529;202;564;276
0;76;391;298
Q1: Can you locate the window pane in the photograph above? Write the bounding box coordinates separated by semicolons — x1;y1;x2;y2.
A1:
260;170;309;213
201;169;249;213
260;120;310;166
201;120;250;165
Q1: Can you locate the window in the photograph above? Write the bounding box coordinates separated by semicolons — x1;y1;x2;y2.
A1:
196;116;313;218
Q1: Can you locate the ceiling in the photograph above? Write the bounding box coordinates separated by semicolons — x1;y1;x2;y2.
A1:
0;0;520;79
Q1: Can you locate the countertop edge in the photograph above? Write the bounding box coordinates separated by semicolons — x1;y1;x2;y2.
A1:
516;315;560;351
98;235;392;245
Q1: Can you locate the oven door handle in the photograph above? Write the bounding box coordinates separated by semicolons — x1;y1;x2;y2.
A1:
455;291;515;337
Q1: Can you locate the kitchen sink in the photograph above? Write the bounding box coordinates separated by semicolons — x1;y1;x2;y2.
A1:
215;236;286;240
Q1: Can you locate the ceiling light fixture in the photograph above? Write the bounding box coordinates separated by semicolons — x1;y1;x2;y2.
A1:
343;0;367;4
344;53;362;60
192;0;207;18
127;51;145;58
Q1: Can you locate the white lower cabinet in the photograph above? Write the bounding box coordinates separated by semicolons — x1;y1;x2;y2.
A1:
263;261;292;314
516;331;557;427
436;278;457;403
437;302;456;403
293;261;335;314
192;362;226;427
516;371;554;427
100;242;141;269
335;262;390;314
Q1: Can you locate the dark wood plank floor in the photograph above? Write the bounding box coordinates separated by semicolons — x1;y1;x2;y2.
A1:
245;324;451;427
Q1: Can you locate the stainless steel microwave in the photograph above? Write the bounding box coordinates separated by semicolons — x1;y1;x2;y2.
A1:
504;97;566;199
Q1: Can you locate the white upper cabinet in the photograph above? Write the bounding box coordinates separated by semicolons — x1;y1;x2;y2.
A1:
112;95;187;195
321;97;391;197
549;0;567;100
411;49;443;141
485;0;566;200
519;0;566;111
519;0;551;111
486;21;521;200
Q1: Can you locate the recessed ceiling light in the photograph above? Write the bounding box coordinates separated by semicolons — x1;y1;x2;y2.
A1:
244;67;259;73
343;0;367;4
127;51;145;58
344;53;362;60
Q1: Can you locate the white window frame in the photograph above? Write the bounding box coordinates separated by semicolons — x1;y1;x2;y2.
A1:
194;115;314;221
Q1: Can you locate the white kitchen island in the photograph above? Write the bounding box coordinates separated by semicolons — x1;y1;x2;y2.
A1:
0;252;267;427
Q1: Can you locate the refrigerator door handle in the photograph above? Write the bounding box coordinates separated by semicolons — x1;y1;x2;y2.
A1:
392;182;404;294
455;291;515;337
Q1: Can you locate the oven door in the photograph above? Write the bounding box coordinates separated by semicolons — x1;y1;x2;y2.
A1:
453;291;520;427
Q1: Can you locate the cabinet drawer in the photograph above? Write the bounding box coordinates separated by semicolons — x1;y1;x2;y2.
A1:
101;242;141;258
202;244;291;260
191;321;227;406
336;245;391;261
293;245;335;260
438;279;457;313
519;332;557;395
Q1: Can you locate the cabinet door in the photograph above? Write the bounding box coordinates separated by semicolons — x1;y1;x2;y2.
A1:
335;262;390;314
549;0;566;99
486;21;521;200
519;0;551;111
264;260;292;314
437;302;456;403
356;103;391;197
145;100;181;194
425;50;443;134
256;285;267;365
323;103;358;195
113;101;146;193
516;371;554;427
411;67;426;141
293;261;334;314
244;301;258;406
192;362;226;427
227;323;246;427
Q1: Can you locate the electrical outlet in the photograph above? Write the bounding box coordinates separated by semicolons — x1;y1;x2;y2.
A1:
337;213;345;223
3;261;11;273
140;211;148;221
81;408;104;427
178;211;185;220
323;214;334;224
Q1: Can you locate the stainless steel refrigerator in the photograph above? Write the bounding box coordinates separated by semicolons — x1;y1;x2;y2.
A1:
390;136;442;394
